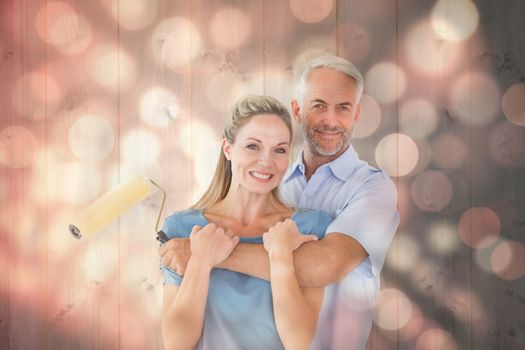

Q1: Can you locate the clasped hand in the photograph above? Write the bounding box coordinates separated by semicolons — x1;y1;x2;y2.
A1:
160;223;239;274
190;223;240;269
262;219;318;254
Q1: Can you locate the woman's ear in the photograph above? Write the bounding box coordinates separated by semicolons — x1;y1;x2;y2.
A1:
222;138;232;161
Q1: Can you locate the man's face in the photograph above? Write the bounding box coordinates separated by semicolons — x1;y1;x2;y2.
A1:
292;68;361;158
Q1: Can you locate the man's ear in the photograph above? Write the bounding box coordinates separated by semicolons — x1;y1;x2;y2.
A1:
222;138;232;160
291;100;302;123
354;103;361;122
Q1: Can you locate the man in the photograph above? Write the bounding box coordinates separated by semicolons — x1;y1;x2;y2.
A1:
161;55;399;349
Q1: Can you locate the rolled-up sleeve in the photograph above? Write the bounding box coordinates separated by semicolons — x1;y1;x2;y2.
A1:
160;213;184;286
162;265;183;286
326;171;399;277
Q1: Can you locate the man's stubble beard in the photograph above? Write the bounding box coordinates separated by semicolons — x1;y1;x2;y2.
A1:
301;121;353;158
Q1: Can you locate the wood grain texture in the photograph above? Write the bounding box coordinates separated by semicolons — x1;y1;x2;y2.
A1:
1;0;524;349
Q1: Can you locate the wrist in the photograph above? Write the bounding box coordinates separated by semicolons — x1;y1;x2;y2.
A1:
268;248;294;265
187;256;214;274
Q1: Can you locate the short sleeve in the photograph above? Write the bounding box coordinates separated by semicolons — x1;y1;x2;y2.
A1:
326;171;399;277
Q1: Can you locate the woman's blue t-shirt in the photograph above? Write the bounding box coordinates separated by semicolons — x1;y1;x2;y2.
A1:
161;208;332;350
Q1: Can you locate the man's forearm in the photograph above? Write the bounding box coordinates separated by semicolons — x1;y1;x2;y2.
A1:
218;234;367;287
217;243;270;280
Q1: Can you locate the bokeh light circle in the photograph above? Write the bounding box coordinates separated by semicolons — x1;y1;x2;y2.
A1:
374;288;412;331
431;0;479;42
427;220;460;255
432;134;467;170
488;120;525;168
337;23;371;64
81;239;119;281
48;162;102;203
0;126;38;169
491;241;525;280
404;20;463;76
382;302;424;342
375;133;419;177
209;8;251;49
289;0;333;24
417;328;457;350
365;62;406;104
178;120;220;187
206;71;246;113
448;72;501;125
121;129;161;171
139;88;179;128
12;70;62;121
502;83;525;126
353;94;381;139
68;115;114;162
458;207;501;249
399;99;439;139
153;18;202;72
111;0;157;31
410;171;453;212
35;1;92;54
87;44;136;90
385;234;420;272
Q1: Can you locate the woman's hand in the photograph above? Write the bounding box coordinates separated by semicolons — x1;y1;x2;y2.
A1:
190;223;239;269
262;219;318;254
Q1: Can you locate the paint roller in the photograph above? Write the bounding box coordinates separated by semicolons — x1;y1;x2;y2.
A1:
69;176;170;243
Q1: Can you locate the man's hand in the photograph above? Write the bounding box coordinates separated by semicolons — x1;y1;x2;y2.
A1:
160;237;191;275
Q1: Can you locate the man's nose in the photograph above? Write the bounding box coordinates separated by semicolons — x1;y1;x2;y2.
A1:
322;107;339;126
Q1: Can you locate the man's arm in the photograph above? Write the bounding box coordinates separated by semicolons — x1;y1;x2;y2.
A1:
218;232;367;287
161;233;367;288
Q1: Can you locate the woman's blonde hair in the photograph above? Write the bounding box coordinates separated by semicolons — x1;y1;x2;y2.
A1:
191;95;292;209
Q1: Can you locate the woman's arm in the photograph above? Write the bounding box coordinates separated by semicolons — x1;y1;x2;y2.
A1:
162;224;239;350
263;219;323;350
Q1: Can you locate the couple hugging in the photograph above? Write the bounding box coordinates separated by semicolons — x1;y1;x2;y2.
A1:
159;55;399;350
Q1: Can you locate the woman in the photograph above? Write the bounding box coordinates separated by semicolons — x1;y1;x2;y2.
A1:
160;95;331;350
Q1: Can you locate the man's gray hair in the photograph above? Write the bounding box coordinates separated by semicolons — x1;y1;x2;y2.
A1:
294;55;364;104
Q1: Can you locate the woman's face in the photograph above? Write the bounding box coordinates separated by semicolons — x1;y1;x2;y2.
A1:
224;114;291;195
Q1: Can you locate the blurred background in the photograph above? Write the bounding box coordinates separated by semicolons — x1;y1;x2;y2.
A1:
1;0;524;349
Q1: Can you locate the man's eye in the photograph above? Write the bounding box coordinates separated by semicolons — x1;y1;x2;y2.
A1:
338;105;351;113
313;104;326;110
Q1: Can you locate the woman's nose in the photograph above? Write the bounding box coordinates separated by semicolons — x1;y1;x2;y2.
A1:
257;151;272;165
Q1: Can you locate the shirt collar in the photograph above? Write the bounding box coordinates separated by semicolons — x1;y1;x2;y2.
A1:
325;145;360;181
283;151;306;183
283;145;360;183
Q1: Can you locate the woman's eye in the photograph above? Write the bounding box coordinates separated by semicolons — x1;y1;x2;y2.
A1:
247;144;259;150
275;148;287;154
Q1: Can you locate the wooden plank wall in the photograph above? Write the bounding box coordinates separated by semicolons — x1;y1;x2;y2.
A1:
1;0;524;349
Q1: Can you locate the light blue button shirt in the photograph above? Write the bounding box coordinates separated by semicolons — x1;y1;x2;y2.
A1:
280;145;399;350
162;208;332;350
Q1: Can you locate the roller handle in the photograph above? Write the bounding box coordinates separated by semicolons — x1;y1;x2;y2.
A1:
156;230;170;244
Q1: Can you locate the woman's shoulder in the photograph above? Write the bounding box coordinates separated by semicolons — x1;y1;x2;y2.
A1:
162;208;208;238
292;208;332;237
